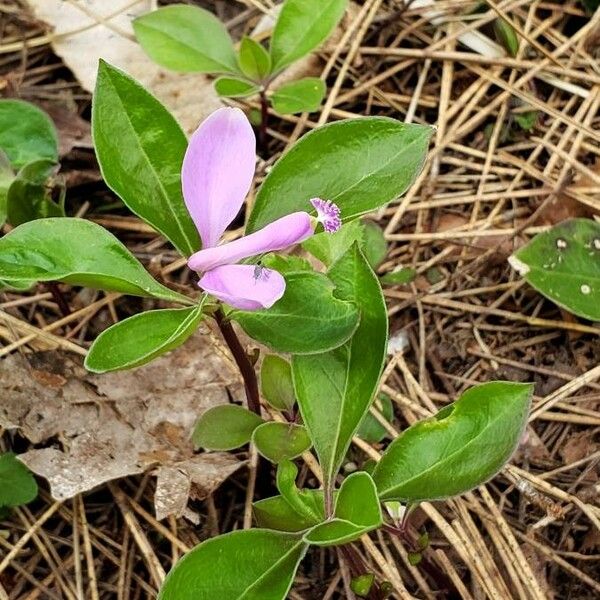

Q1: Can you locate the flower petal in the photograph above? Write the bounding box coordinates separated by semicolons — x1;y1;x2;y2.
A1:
188;211;313;272
182;107;256;248
199;264;285;310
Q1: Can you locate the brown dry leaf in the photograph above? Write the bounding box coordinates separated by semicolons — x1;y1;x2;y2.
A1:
26;0;223;134
0;331;244;520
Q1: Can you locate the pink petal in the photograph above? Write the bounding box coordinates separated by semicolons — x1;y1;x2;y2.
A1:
188;211;313;272
199;264;285;310
182;107;256;249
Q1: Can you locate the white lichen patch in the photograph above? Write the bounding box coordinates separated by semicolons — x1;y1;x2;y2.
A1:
556;238;568;250
508;255;531;276
581;284;591;295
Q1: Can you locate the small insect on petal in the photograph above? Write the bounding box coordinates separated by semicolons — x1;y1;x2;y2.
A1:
310;198;341;234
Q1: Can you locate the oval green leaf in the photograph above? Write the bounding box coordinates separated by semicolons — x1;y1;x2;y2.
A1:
254;490;325;532
85;305;204;373
234;271;359;354
361;220;388;268
158;529;306;600
270;0;347;72
0;452;38;508
192;405;264;451
133;5;238;74
0;99;58;168
270;77;326;114
238;37;272;80
509;218;600;321
293;244;388;484
260;354;296;411
373;381;533;502
93;60;200;257
357;394;393;444
0;218;187;303
247;117;432;233
214;76;260;98
253;422;312;463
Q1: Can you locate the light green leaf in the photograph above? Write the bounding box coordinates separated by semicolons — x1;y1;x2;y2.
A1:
214;76;260;98
509;219;600;321
357;394;393;444
158;529;306;600
253;422;312;463
133;5;238;74
293;245;388;484
260;354;296;412
0;150;14;227
234;271;359;354
85;305;204;373
380;267;416;286
514;110;538;131
373;382;533;502
303;471;382;546
247;118;432;233
254;491;324;532
0;99;58;168
0;452;38;508
238;37;272;80
260;253;313;274
192;405;264;451
276;460;323;522
6;159;64;226
270;0;347;72
361;221;387;268
270;78;326;114
493;18;519;57
93;60;200;257
0;218;187;303
303;220;363;267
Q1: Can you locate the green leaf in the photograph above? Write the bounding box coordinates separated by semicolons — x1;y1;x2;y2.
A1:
133;5;238;74
514;110;538;131
260;354;296;411
253;422;312;463
85;305;204;373
357;394;393;444
303;471;382;546
0;150;14;227
158;529;306;600
260;253;313;274
254;490;325;532
276;460;323;522
270;0;347;72
214;76;260;98
493;18;519;57
361;221;387;268
303;220;363;267
293;245;388;484
0;218;187;303
247;118;432;233
373;382;533;502
351;574;375;598
6;159;65;227
0;452;38;508
270;78;326;114
0;99;58;168
509;219;600;321
234;271;359;354
93;60;200;257
192;405;264;451
238;37;272;80
380;267;416;286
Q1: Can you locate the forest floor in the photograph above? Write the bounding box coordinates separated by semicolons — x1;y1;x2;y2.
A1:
1;1;600;598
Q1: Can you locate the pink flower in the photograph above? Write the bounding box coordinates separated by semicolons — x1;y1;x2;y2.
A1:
183;107;340;311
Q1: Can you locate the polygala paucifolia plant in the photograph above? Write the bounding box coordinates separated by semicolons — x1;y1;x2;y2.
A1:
0;59;534;599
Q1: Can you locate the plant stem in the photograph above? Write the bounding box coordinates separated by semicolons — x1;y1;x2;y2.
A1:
46;282;71;317
214;308;261;416
258;90;269;151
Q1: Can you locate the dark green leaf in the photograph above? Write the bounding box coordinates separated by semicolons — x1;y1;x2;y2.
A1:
253;490;325;532
133;5;238;74
247;118;432;233
192;405;263;451
270;78;326;114
509;218;600;321
270;0;347;71
380;267;417;286
0;453;38;508
85;305;204;373
294;245;388;484
214;76;260;98
93;61;200;256
6;159;64;226
158;529;306;600
238;37;272;80
373;382;533;502
234;271;359;354
0;218;187;302
260;354;296;411
361;220;387;268
0;99;58;168
253;422;312;463
357;394;393;444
